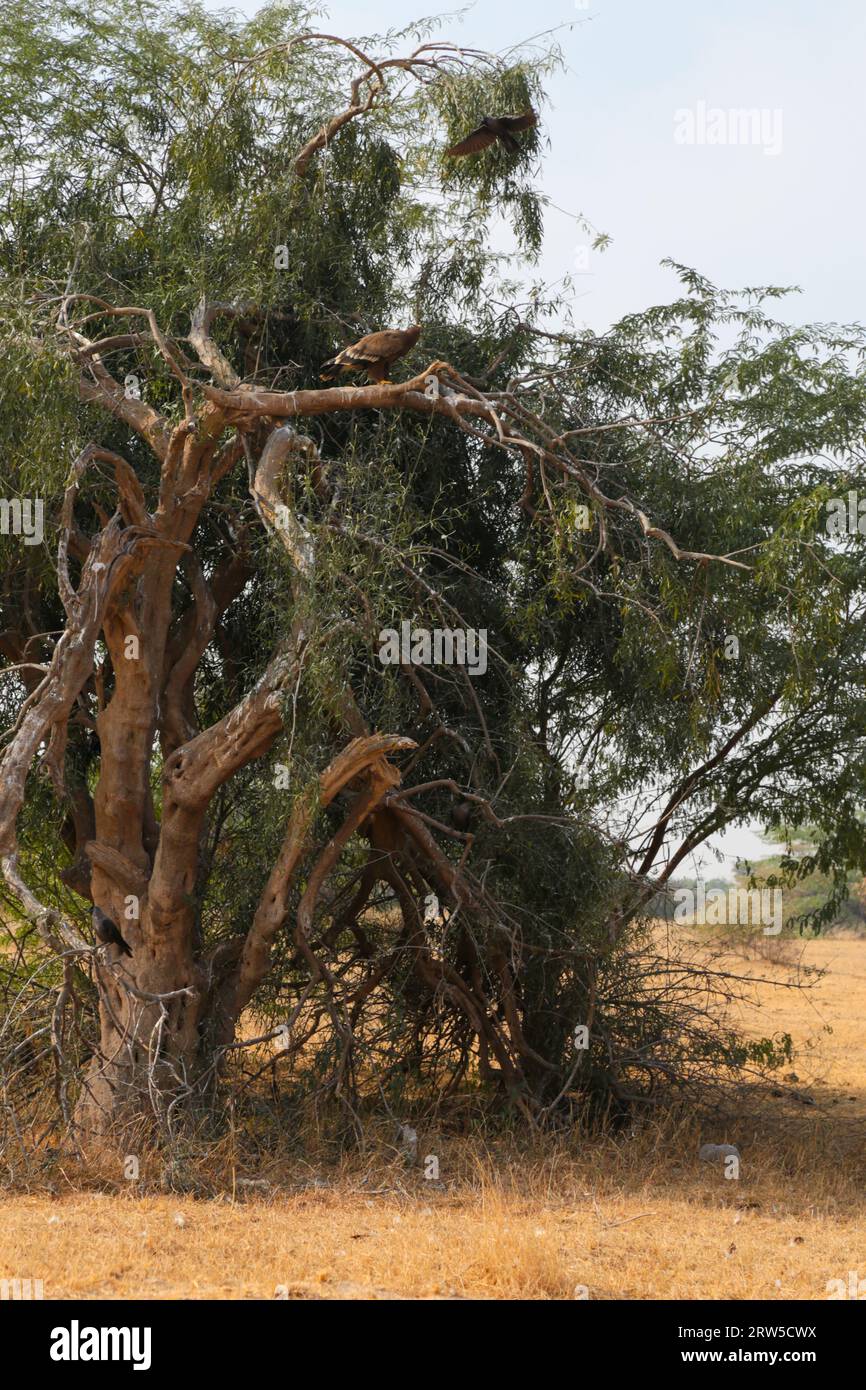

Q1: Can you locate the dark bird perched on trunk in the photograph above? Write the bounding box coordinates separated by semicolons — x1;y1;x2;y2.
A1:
319;325;422;385
92;905;132;957
445;110;537;158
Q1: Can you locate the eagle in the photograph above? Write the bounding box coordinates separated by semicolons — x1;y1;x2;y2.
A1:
92;905;132;957
319;325;422;384
445;110;538;158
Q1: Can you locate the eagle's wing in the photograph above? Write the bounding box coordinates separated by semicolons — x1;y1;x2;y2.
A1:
342;329;412;366
498;110;538;133
445;125;498;158
320;327;418;381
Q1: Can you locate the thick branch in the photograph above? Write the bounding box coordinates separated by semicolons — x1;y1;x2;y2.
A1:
189;297;241;389
84;840;150;900
0;496;163;952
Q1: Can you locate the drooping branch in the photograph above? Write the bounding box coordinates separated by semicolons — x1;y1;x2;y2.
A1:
189;297;241;390
162;643;306;815
250;424;318;579
214;733;416;1039
201;364;754;572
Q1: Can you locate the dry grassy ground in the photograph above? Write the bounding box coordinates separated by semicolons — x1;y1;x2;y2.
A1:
1;931;864;1300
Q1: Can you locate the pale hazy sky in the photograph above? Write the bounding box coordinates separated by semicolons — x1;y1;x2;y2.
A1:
215;0;865;877
219;0;866;334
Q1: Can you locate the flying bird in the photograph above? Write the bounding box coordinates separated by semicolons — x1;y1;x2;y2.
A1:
319;325;422;385
445;110;537;158
92;905;132;957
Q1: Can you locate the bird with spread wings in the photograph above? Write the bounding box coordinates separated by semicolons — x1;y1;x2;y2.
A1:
319;325;422;384
445;109;537;158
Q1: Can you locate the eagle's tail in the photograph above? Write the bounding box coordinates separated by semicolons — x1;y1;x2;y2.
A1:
500;131;520;154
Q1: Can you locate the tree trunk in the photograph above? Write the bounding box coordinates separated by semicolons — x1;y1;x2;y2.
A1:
75;929;206;1143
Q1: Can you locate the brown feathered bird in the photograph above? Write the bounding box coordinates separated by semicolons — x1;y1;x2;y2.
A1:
319;325;422;384
445;110;537;158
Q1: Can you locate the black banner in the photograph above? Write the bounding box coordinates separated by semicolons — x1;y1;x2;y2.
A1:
2;1297;857;1377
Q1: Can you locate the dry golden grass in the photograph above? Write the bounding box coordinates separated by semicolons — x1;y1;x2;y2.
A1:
1;931;864;1300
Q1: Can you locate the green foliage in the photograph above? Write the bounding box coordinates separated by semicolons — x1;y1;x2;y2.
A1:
433;63;546;255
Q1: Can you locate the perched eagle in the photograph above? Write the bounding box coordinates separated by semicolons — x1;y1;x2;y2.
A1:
319;325;422;384
92;905;132;957
445;110;538;158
